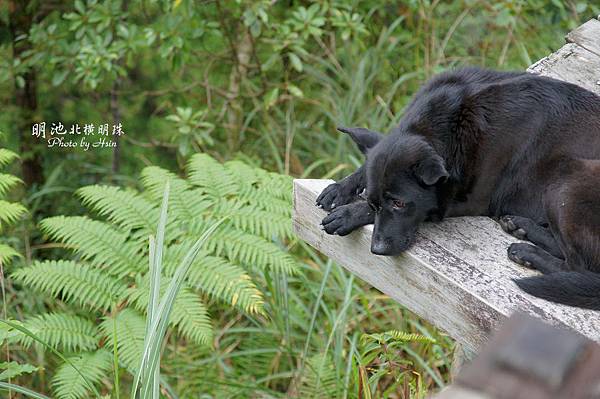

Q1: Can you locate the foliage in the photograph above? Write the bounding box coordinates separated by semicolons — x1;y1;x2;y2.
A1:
0;1;596;398
131;182;223;399
0;142;26;266
2;1;598;183
8;154;295;398
359;331;438;398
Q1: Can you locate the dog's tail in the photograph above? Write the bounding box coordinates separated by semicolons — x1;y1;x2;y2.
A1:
514;271;600;310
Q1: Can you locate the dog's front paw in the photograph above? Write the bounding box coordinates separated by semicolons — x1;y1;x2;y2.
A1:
499;215;528;240
507;243;535;268
316;182;360;211
320;205;358;236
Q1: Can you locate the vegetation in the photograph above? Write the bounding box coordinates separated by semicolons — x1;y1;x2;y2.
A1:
0;138;27;267
0;0;597;398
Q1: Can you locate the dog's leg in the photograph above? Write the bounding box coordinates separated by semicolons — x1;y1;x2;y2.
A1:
507;243;566;274
316;165;365;211
320;200;374;236
499;215;563;258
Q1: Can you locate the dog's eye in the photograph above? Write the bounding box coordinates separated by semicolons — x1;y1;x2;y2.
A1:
392;200;406;209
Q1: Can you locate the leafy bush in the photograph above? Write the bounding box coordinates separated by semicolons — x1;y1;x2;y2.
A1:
0;145;26;266
8;153;296;398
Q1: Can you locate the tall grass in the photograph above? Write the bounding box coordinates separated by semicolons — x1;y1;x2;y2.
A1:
131;181;224;398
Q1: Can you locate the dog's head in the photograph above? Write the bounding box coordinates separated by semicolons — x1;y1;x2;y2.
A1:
343;127;448;256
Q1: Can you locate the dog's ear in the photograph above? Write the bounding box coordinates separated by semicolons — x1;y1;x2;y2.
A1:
414;153;449;186
337;126;383;154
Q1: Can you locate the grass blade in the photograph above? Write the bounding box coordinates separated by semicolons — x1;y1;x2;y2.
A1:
0;382;51;399
0;320;100;397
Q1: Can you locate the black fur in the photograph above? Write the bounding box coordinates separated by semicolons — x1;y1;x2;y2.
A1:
316;67;600;310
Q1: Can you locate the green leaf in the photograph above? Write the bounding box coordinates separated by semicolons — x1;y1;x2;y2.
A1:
52;70;69;86
288;84;304;98
0;362;38;381
288;52;303;72
264;87;279;109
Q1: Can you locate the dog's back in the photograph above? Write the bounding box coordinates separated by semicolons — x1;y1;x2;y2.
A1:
394;68;600;220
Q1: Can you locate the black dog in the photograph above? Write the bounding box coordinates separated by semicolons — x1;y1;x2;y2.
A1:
316;67;600;310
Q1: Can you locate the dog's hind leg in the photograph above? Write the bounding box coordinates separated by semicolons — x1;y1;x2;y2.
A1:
507;242;566;274
316;165;366;211
499;215;563;258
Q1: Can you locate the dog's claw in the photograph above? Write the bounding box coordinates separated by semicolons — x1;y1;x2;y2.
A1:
499;215;528;240
508;243;533;268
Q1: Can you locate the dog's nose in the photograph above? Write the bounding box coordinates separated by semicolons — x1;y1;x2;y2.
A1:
371;241;391;256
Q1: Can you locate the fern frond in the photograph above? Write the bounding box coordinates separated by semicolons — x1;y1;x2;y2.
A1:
224;160;292;202
164;244;264;314
52;349;112;399
237;186;291;217
252;167;293;202
0;149;18;167
187;153;239;197
0;173;22;197
76;185;158;234
299;354;338;399
40;216;145;276
20;313;99;352
11;261;128;311
129;282;213;346
190;223;298;275
213;202;292;239
140;166;212;222
361;330;436;346
0;243;21;265
223;160;260;185
100;308;145;373
0;201;26;227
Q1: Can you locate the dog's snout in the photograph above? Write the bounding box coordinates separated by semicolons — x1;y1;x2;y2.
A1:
371;241;391;256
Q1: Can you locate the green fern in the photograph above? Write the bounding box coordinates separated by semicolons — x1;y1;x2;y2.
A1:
187;153;240;197
140;166;212;223
12;260;128;311
128;281;213;346
165;248;264;314
0;149;19;167
187;221;297;275
40;216;145;276
0;145;26;269
13;154;295;397
298;354;338;399
100;309;146;372
20;313;99;352
77;185;159;234
0;173;22;198
361;330;436;346
51;350;112;399
0;244;20;267
0;201;27;228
